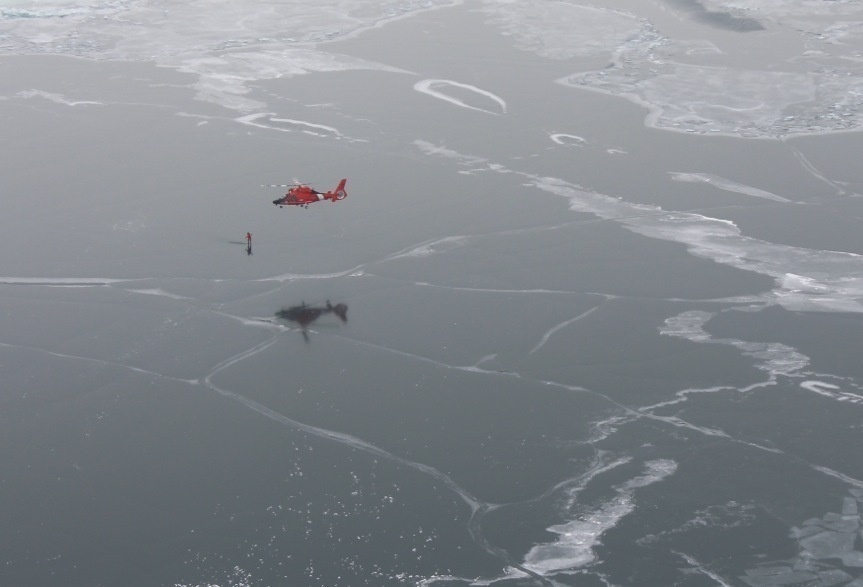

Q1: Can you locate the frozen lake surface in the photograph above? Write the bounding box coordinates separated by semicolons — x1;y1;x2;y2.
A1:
2;1;863;586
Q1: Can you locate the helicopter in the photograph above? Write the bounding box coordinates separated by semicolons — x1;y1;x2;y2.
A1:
267;178;348;208
276;301;348;342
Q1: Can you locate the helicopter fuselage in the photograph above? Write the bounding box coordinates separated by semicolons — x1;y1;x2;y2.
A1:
273;179;347;208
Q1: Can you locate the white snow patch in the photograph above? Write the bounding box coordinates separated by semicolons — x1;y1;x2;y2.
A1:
414;79;506;115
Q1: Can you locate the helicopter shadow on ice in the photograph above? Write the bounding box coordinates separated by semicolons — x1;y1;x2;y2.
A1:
275;301;348;343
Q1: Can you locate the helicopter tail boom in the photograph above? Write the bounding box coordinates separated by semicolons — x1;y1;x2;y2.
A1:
329;178;347;201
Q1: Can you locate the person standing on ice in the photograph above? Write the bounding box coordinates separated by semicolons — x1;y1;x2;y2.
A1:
246;232;252;246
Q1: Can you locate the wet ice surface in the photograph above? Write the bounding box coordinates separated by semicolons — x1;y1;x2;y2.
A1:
3;1;863;586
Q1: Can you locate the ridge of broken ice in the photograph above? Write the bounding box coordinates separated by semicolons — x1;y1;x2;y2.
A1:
742;490;863;586
522;459;677;575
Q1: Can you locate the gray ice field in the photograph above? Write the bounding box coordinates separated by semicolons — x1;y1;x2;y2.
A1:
2;1;863;586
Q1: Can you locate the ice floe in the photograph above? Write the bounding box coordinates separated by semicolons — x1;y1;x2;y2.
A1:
740;489;863;586
236;112;357;140
669;172;793;203
800;381;863;405
533;0;863;138
560;59;863;138
662;310;810;377
478;1;643;61
700;1;863;21
418;141;863;314
522;459;677;575
5;0;863;136
413;79;506;115
550;133;588;147
16;89;103;106
0;0;443;111
168;49;410;112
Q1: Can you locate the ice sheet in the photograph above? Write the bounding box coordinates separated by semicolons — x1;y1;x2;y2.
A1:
417;141;863;315
4;0;863;136
3;2;863;586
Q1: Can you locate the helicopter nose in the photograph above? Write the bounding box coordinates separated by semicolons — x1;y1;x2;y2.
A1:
272;199;280;205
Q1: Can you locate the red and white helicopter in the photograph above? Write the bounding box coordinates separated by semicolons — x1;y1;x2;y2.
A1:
267;178;348;209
